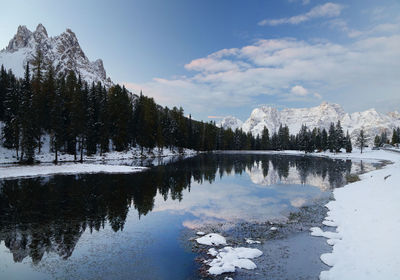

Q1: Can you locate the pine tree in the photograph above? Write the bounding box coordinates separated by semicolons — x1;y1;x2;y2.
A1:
335;120;344;152
328;122;336;152
86;83;99;155
261;126;270;150
98;84;109;155
31;48;47;153
271;132;279;150
20;63;36;163
0;65;7;121
2;70;21;158
278;124;290;150
108;85;132;151
298;125;309;153
321;128;328;151
70;75;87;161
397;127;400;144
50;71;65;163
65;70;77;156
345;130;352;153
380;131;388;145
315;128;322;151
392;128;398;145
374;135;381;148
356;129;367;154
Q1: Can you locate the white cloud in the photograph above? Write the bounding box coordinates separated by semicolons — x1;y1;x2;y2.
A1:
123;30;400;118
258;2;343;26
291;85;308;96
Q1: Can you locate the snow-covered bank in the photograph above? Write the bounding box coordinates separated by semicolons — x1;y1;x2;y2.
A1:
221;148;400;278
0;142;197;165
310;149;400;279
0;163;147;180
218;148;397;163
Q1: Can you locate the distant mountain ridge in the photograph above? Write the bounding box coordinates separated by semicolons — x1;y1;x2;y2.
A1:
219;102;400;142
0;24;112;87
217;116;243;131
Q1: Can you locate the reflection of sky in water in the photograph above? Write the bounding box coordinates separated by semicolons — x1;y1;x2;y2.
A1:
153;171;330;228
0;154;378;280
0;209;199;280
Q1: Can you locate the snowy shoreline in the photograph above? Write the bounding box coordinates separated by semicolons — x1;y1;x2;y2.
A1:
311;149;400;279
0;143;198;179
221;148;400;279
0;142;198;165
0;163;148;180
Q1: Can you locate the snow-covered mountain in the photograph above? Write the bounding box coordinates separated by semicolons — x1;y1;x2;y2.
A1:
217;116;243;131
0;24;113;87
233;102;400;142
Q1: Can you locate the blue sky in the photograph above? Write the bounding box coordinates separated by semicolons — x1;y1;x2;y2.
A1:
1;0;400;121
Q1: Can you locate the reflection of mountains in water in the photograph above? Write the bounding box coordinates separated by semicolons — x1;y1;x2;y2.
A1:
245;156;359;191
0;154;369;264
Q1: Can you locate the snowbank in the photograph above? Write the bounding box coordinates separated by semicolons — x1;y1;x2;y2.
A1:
0;163;147;180
206;246;263;275
193;233;263;276
310;149;400;279
196;233;227;246
0;132;197;165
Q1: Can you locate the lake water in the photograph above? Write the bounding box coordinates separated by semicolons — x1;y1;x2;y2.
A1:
0;153;379;279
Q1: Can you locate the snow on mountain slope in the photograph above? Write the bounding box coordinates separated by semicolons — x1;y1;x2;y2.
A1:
240;102;400;142
217;116;243;131
0;24;113;87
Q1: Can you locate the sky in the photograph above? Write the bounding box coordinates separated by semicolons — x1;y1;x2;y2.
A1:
1;0;400;121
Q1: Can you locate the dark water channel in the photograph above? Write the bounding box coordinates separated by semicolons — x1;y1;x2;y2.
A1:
0;154;379;279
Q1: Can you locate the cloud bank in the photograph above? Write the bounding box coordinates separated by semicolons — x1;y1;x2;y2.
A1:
258;2;343;26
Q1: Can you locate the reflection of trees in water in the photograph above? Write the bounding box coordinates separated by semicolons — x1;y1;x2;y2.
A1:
0;154;355;264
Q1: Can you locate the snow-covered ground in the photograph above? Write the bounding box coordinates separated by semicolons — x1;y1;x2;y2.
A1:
0;133;197;179
0;139;197;165
311;149;400;279
0;163;147;180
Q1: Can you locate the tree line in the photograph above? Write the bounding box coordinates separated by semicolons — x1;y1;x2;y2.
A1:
0;58;260;163
374;128;400;147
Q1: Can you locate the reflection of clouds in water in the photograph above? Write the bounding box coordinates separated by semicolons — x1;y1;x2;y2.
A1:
153;178;327;229
290;197;307;208
246;162;333;191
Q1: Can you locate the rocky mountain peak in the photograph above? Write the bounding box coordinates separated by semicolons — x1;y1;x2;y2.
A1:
35;23;48;37
6;25;33;52
0;24;112;87
235;102;400;144
217;116;243;131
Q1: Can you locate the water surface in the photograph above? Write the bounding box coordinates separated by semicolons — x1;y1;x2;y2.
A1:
0;154;379;279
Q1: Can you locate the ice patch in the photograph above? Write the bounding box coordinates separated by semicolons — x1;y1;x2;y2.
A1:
196;233;227;246
245;238;261;244
270;227;278;231
206;246;263;275
310;227;341;239
196;231;206;236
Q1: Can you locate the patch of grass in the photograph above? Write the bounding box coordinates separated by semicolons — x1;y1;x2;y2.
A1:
346;173;360;183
